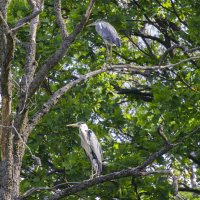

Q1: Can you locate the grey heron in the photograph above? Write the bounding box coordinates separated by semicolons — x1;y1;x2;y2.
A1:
87;19;121;63
66;122;102;178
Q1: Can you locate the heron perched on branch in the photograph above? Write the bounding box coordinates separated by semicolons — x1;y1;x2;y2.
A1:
87;19;121;63
66;122;103;178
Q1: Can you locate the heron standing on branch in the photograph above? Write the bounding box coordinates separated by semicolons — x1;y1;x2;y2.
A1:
87;19;121;63
66;122;103;178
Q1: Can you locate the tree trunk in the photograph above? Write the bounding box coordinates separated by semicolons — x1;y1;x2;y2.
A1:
0;1;21;199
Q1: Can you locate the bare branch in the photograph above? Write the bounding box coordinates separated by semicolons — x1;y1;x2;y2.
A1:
20;170;177;199
0;10;10;34
187;46;200;53
54;0;68;39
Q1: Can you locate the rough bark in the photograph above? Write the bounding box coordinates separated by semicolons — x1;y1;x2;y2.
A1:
0;1;14;199
12;0;42;197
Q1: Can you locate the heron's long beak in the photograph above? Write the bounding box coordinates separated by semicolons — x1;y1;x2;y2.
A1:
66;123;79;127
87;22;96;27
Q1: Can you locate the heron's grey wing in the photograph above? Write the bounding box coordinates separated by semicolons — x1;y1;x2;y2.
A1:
80;130;93;162
87;129;103;168
96;22;121;47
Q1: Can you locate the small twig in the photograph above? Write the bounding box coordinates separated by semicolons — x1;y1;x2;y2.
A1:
174;126;200;144
170;69;199;93
11;0;44;33
19;182;80;199
159;44;185;65
157;125;170;145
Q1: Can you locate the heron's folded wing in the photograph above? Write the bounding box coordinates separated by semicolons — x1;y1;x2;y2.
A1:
87;129;103;165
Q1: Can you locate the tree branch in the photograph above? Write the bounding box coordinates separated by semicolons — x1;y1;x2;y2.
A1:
111;56;200;71
133;31;166;46
157;125;170;145
54;0;68;39
179;186;200;195
28;56;200;133
18;143;174;200
16;0;41;116
27;0;95;99
20;170;177;199
28;67;106;133
11;0;44;33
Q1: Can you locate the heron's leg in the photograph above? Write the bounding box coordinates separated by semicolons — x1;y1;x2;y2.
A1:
90;166;94;179
105;43;109;64
110;45;112;64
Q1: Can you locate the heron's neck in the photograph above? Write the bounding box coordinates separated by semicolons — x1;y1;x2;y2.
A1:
79;124;88;132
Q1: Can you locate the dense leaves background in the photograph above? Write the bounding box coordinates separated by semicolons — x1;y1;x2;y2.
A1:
6;0;200;199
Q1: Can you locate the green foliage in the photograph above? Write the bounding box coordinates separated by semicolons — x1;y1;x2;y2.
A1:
7;0;200;199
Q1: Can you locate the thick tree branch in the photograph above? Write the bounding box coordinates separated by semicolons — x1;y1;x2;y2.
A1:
27;0;95;99
17;0;41;115
20;170;176;199
28;67;106;132
28;56;200;133
18;143;174;200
